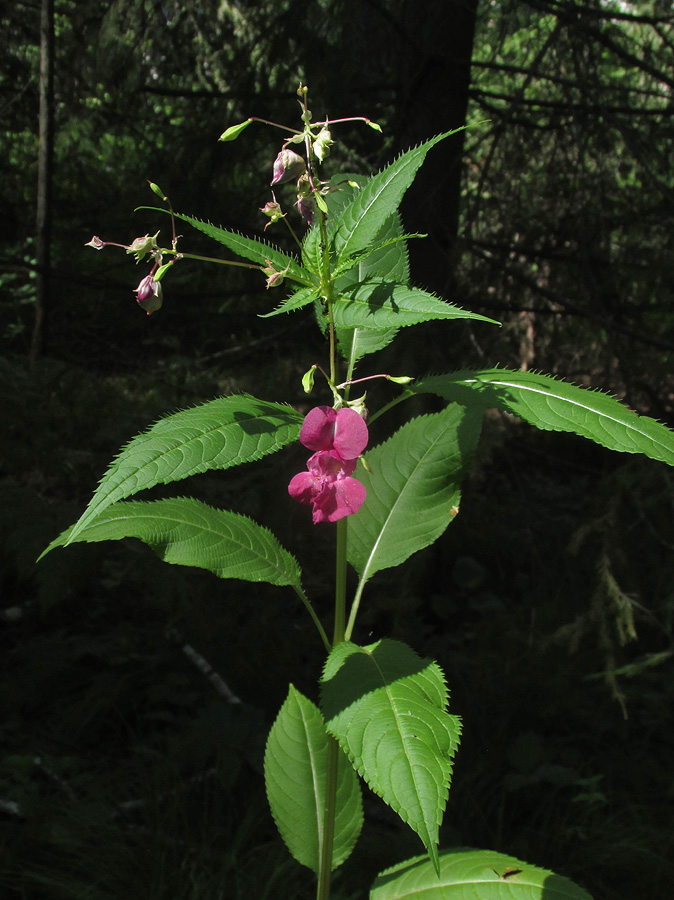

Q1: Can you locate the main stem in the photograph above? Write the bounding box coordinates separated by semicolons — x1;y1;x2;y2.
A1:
316;518;348;900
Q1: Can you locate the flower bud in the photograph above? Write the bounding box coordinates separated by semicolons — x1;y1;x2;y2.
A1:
259;195;285;231
262;259;289;289
314;125;332;163
134;275;163;315
296;175;316;225
297;196;316;226
85;236;105;250
271;149;306;186
126;232;159;263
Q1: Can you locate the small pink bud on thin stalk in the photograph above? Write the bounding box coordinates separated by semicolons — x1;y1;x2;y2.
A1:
262;259;289;289
295;174;316;225
271;149;306;186
85;236;105;250
260;195;285;231
134;275;163;315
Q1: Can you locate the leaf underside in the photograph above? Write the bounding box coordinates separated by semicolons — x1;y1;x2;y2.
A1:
265;686;363;873
322;639;461;873
370;847;593;899
62;394;303;545
414;369;674;467
44;498;302;588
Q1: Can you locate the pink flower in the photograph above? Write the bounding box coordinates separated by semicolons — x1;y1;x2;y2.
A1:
270;149;306;186
288;406;368;524
134;275;163;315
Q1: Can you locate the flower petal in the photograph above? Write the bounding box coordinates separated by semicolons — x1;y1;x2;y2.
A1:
333;408;369;459
311;476;367;523
288;471;318;505
300;406;337;451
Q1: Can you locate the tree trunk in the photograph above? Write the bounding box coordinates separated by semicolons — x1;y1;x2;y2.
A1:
394;0;479;298
31;0;55;365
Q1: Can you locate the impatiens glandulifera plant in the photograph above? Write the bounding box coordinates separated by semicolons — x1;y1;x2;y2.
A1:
41;85;674;900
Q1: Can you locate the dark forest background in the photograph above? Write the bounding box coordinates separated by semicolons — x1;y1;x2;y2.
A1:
2;1;674;898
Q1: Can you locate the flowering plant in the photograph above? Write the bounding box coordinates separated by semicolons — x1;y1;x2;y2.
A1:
42;86;674;900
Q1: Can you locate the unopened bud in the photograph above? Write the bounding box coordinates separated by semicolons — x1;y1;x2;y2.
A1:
148;182;167;200
271;149;306;186
314;125;332;163
296;175;316;226
297;196;316;226
260;195;285;230
262;259;289;289
85;236;105;250
134;275;163;315
302;366;316;394
344;394;368;421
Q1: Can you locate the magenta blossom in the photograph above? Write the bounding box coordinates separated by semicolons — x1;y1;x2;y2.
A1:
134;275;163;315
288;406;368;524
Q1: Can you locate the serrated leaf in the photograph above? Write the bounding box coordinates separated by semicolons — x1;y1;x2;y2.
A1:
139;208;311;283
265;686;363;873
321;639;461;872
413;369;674;466
43;498;302;588
330;130;463;260
61;395;303;545
301;172;367;277
260;285;320;318
331;235;422;281
334;197;409;365
370;847;593;899
333;279;500;330
339;326;399;364
348;406;483;584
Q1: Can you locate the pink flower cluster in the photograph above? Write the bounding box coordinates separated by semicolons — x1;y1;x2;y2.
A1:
288;406;368;524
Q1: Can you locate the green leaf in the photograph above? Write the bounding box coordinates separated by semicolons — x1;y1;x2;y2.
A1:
61;395;303;546
413;369;674;466
44;498;302;588
330;130;463;260
339;325;399;365
333;189;410;365
332;279;500;330
370;847;593;899
259;285;320;318
301;172;367;277
347;406;484;584
265;686;363;873
321;639;461;872
330;235;423;281
140;208;311;283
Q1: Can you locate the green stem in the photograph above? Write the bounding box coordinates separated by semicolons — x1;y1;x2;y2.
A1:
163;250;312;288
316;737;340;900
282;215;303;252
333;518;348;645
316;518;348;900
292;585;331;653
344;575;365;642
170;252;260;270
367;389;415;425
